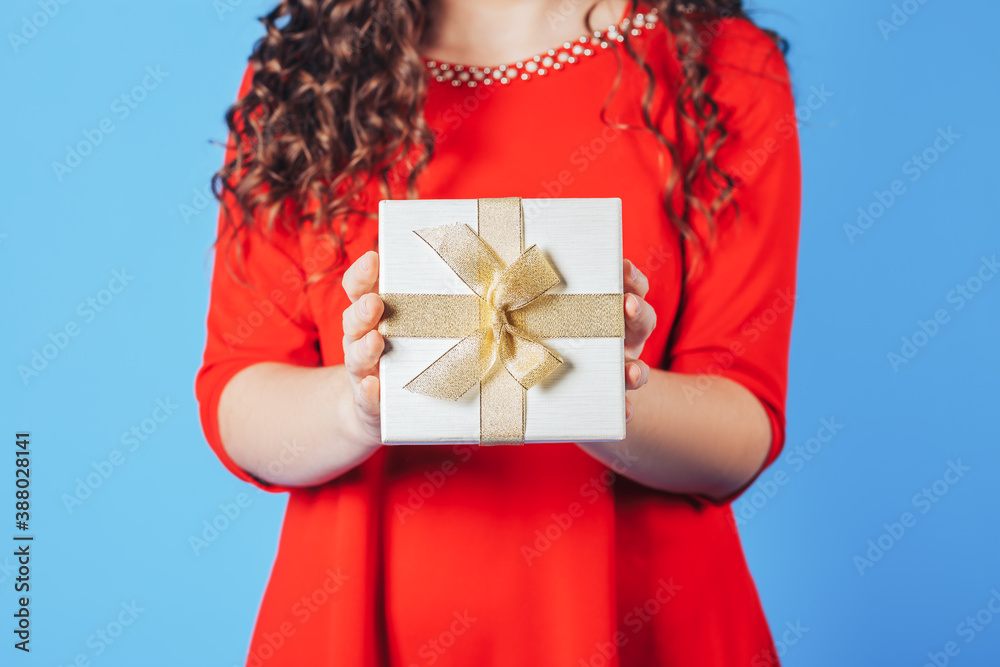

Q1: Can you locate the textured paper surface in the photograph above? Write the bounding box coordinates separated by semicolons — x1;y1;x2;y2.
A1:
379;198;625;445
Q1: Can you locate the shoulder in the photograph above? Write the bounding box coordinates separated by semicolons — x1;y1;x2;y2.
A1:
695;14;788;76
695;15;793;108
644;12;794;122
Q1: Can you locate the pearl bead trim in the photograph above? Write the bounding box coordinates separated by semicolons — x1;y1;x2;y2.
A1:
425;7;659;88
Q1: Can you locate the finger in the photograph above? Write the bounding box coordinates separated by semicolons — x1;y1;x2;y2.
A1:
623;259;650;299
625;396;634;424
624;293;656;353
344;329;384;378
354;375;381;427
625;360;650;391
342;251;379;303
343;292;384;341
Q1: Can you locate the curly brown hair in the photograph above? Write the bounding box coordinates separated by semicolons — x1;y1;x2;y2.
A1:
213;0;787;269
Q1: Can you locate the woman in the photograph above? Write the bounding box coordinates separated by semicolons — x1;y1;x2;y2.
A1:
196;0;800;664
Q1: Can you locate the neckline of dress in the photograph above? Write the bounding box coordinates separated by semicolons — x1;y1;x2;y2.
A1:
423;5;659;88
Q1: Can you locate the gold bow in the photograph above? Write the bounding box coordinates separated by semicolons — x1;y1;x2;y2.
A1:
379;198;623;446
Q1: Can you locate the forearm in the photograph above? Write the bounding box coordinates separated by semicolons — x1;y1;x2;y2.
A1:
217;362;381;488
577;368;773;502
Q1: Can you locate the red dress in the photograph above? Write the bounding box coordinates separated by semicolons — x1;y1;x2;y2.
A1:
196;10;800;666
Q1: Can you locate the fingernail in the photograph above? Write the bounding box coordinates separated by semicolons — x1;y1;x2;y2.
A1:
359;295;370;316
361;253;372;272
625;403;633;423
631;295;642;316
630;262;637;281
629;363;639;383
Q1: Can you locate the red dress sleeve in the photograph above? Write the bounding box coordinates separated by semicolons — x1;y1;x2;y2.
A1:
194;65;322;493
664;24;801;504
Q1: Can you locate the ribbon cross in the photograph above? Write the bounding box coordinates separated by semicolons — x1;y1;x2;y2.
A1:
379;198;624;445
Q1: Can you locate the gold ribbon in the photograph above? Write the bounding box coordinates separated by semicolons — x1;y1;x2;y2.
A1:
379;197;623;446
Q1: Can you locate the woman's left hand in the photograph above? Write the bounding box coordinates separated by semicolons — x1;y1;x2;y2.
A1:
623;259;657;423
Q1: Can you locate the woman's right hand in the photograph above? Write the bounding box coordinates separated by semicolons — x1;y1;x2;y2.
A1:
341;250;385;446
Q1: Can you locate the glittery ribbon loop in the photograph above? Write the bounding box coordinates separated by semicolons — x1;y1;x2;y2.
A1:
379;197;624;445
407;229;564;398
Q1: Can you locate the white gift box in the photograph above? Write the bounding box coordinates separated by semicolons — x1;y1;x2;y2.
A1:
378;197;625;445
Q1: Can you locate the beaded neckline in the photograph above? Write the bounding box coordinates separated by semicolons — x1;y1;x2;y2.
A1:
425;7;659;88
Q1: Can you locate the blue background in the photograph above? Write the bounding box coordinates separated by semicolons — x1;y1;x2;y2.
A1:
1;1;997;665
